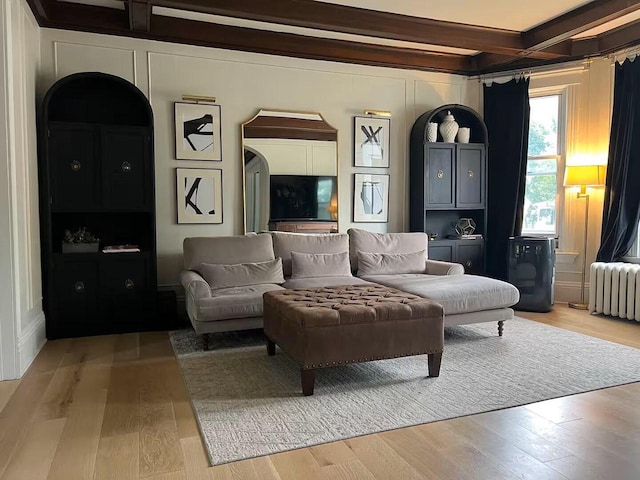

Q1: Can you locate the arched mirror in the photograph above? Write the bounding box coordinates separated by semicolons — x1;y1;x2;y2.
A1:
242;109;339;233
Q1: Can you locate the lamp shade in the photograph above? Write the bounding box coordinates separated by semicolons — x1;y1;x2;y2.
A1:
564;165;606;186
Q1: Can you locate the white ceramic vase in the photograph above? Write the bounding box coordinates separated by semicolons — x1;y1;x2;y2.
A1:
457;127;470;143
439;111;459;143
426;122;438;142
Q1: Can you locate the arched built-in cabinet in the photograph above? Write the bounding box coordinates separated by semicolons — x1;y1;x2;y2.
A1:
38;72;157;339
409;104;488;274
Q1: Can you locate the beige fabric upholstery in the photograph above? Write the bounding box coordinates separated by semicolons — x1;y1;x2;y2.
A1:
192;284;285;323
271;232;349;277
284;276;371;289
361;273;520;315
180;270;211;301
445;308;514;327
347;228;428;271
425;259;465;276
356;250;426;276
199;258;284;288
291;251;352;278
183;234;275;270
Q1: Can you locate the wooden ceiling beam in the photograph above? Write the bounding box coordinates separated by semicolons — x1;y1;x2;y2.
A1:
523;0;640;51
153;0;567;59
149;15;473;73
39;1;472;74
24;0;51;21
596;18;640;52
128;0;151;32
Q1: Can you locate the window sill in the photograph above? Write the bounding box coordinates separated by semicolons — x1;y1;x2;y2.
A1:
621;256;640;265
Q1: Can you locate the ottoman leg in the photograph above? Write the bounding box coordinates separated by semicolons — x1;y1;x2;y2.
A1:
498;320;504;337
301;369;316;396
267;338;276;356
428;352;442;377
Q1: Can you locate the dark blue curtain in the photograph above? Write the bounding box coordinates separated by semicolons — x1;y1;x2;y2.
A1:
484;78;530;280
597;59;640;262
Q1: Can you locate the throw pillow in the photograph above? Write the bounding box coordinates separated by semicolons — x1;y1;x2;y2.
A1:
290;251;352;278
199;258;284;289
356;250;427;276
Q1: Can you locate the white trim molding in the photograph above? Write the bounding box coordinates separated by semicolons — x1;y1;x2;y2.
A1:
17;312;46;376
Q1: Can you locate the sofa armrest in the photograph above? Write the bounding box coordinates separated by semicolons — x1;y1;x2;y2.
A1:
180;270;212;300
425;259;465;276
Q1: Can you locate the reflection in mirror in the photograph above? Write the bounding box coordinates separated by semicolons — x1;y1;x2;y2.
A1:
242;110;338;233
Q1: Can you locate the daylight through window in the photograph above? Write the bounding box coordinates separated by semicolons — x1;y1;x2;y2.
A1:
523;94;563;235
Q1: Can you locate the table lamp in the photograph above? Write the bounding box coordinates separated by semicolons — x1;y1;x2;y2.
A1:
564;165;606;309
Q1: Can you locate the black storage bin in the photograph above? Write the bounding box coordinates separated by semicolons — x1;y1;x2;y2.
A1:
508;236;555;312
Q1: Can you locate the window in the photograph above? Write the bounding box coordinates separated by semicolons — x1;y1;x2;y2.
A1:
522;93;566;235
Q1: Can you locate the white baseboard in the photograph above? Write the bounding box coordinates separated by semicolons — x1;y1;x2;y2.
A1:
555;281;589;304
17;312;46;376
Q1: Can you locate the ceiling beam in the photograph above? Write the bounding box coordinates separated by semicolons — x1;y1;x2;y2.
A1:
152;0;568;59
523;0;640;51
596;17;640;52
128;0;151;32
40;1;472;74
150;15;473;73
25;0;51;21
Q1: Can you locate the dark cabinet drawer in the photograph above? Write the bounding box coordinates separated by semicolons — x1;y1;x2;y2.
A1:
428;241;454;262
101;258;150;328
425;145;455;208
53;258;100;335
457;242;484;274
102;128;149;210
50;125;99;210
456;145;485;208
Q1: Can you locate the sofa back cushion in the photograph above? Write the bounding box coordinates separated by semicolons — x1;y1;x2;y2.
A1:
271;232;349;277
347;228;428;272
356;250;426;276
199;258;284;289
183;234;275;270
291;251;352;278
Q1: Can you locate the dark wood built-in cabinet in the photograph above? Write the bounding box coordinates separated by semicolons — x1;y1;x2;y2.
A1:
38;73;157;339
410;105;489;274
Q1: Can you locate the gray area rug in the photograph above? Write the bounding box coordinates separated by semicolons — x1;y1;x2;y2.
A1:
169;318;640;466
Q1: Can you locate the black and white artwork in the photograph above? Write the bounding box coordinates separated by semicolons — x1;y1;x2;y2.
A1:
175;103;222;161
176;168;223;224
354;116;390;167
353;173;389;223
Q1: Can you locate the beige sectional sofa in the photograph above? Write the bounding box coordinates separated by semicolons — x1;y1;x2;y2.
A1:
181;229;519;348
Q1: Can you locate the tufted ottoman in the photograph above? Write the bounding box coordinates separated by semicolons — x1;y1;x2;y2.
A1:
263;284;444;396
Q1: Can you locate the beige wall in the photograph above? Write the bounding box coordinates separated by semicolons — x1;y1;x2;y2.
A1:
0;0;43;379
39;28;477;289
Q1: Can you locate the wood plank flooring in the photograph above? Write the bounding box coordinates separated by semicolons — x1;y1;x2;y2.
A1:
0;305;639;479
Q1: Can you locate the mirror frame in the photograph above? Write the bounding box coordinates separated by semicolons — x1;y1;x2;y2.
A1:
241;108;339;234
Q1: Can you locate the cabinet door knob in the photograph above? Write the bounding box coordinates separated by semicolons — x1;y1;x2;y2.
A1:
437;169;444;179
125;279;135;290
74;281;85;293
121;161;132;173
468;169;474;178
466;260;473;268
70;160;81;172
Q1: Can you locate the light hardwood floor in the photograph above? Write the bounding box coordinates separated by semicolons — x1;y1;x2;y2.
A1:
1;305;639;480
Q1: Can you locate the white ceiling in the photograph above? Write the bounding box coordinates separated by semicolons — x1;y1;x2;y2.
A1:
314;0;594;31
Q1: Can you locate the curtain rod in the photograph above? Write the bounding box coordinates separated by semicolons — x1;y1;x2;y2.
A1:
471;60;590;84
609;45;640;64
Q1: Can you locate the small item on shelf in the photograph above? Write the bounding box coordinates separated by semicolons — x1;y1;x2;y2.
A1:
426;122;438;142
454;218;476;236
457;127;471;143
448;234;483;240
439;111;459;143
61;227;99;253
102;244;141;253
428;233;439;240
